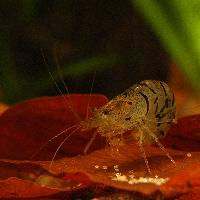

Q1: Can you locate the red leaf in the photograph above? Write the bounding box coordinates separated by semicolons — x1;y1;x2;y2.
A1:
0;94;108;160
0;94;200;199
163;115;200;151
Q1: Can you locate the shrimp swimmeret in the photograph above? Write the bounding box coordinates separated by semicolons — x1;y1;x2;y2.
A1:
51;80;176;173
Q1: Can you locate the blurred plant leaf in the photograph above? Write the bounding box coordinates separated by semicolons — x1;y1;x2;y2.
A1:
58;53;122;77
0;52;122;104
132;0;200;92
0;32;24;103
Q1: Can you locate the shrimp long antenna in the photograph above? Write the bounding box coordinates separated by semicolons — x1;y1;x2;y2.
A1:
41;49;81;121
49;126;80;170
30;124;79;159
53;48;71;96
86;71;96;120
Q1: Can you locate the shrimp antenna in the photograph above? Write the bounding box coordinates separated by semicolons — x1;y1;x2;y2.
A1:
86;71;96;120
30;124;79;159
41;48;81;121
53;47;71;96
49;125;80;170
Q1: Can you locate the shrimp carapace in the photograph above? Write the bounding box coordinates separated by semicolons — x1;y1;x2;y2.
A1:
83;80;176;144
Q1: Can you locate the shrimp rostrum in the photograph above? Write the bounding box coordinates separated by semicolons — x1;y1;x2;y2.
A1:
81;80;176;173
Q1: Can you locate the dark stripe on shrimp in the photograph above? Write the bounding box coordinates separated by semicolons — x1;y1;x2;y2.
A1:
172;93;175;106
139;92;149;114
156;112;166;120
160;82;167;96
139;82;156;94
156;102;167;119
159;104;166;115
165;98;169;108
154;97;158;104
155;102;158;114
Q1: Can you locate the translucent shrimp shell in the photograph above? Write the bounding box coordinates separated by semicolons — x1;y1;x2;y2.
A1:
82;80;176;146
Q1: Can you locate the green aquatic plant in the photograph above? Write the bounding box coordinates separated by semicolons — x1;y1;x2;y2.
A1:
133;0;200;92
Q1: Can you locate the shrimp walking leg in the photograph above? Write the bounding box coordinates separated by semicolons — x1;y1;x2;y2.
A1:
142;125;176;166
84;131;98;155
137;131;151;174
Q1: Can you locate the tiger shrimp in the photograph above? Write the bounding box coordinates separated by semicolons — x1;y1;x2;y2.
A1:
80;80;176;173
49;80;176;174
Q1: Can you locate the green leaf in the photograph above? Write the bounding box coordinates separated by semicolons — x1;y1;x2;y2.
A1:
132;0;200;92
58;54;122;77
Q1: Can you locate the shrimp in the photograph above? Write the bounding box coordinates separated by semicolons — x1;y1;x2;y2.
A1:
49;80;176;174
80;80;176;173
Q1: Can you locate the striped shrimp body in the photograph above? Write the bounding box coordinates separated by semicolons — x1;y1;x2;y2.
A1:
81;80;176;173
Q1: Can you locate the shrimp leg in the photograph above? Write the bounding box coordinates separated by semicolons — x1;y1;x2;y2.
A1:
84;131;98;155
142;125;176;166
137;131;151;174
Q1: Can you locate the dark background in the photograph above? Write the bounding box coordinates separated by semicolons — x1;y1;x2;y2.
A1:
0;0;169;103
